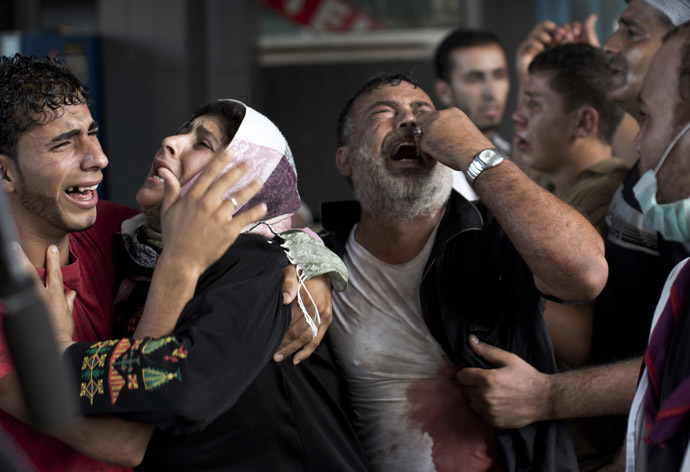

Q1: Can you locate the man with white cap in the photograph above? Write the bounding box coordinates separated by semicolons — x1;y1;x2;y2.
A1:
456;1;690;468
592;0;690;368
626;21;690;471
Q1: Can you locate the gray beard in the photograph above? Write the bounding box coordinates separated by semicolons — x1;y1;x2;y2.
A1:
350;145;452;222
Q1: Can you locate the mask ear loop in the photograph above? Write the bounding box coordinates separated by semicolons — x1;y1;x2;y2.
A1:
282;248;321;339
654;121;690;173
259;223;322;340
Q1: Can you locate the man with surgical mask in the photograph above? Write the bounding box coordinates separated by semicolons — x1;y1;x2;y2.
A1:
455;3;690;459
634;121;690;241
626;22;690;471
462;19;690;470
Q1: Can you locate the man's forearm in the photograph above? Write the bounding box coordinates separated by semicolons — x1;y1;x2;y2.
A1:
55;417;153;467
474;160;608;301
0;371;152;467
458;340;640;429
545;357;641;421
416;109;607;302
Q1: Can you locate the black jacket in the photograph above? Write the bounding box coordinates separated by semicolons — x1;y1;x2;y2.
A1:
321;192;578;472
67;234;371;472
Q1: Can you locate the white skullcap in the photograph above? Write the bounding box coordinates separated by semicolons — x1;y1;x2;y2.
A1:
645;0;690;26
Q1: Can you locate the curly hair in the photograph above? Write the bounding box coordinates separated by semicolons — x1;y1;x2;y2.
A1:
0;54;90;160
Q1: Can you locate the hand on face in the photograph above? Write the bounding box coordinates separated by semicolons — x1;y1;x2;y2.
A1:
414;107;493;171
157;148;267;279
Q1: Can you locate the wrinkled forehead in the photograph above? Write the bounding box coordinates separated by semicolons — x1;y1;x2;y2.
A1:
27;101;89;126
180;100;300;220
179;115;225;139
622;0;672;29
351;82;434;117
19;103;95;149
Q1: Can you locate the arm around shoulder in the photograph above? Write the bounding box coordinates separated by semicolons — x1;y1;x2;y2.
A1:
274;229;347;363
456;337;639;428
0;371;152;467
546;356;640;421
54;416;153;467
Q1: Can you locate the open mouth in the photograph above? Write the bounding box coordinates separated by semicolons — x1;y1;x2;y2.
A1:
150;168;165;183
149;159;176;184
514;135;529;149
390;142;421;162
65;184;99;203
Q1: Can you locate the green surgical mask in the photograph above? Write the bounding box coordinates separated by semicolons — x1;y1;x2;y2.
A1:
633;121;690;242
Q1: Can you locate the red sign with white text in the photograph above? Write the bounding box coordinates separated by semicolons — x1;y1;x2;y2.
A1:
263;0;382;31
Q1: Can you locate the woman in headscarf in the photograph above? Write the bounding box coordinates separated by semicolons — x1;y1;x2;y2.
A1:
52;99;368;471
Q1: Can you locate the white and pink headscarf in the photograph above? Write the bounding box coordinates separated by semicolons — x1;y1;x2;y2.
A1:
180;99;301;238
122;100;342;338
179;100;331;336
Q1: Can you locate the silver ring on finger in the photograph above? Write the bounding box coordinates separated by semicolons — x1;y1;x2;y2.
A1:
229;196;238;207
413;126;423;138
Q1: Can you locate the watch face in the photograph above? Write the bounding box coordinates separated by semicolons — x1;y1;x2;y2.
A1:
478;148;504;166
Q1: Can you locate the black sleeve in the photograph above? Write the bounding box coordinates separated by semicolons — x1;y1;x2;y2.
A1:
479;205;540;293
478;205;557;372
64;235;290;434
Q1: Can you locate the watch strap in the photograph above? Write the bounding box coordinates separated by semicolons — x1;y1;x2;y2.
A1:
466;148;505;186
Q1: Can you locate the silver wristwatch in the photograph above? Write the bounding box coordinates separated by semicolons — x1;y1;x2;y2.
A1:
466;148;507;186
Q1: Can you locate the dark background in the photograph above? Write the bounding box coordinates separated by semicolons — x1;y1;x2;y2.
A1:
1;0;626;220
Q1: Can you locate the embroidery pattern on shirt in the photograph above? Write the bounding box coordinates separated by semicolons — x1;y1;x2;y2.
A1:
80;340;118;405
108;339;130;404
79;336;186;406
143;367;182;391
142;336;177;354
